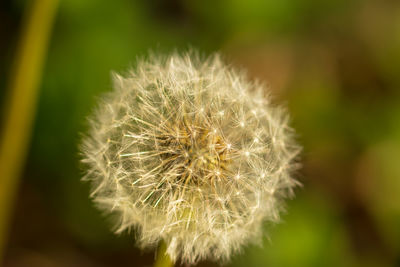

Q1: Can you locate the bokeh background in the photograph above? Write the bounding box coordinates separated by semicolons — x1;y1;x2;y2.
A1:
1;0;400;266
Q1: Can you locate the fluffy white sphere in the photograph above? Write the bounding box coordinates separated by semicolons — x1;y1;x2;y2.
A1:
81;51;300;264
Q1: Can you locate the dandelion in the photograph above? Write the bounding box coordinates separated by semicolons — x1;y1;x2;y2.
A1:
81;51;301;265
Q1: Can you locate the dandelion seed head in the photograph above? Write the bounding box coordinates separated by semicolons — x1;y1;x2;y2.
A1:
81;51;300;264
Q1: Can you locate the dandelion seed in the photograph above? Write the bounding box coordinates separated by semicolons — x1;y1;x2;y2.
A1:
81;51;300;265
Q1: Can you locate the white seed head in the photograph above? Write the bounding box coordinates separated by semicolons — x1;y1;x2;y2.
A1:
81;51;301;264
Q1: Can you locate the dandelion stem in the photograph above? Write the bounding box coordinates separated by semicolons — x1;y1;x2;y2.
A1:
154;241;173;267
0;0;58;262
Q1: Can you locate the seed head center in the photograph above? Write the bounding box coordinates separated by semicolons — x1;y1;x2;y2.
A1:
158;118;230;183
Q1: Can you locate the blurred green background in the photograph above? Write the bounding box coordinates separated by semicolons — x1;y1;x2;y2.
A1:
1;0;400;266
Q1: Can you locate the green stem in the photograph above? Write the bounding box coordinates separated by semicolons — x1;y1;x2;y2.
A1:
154;241;173;267
0;0;58;263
